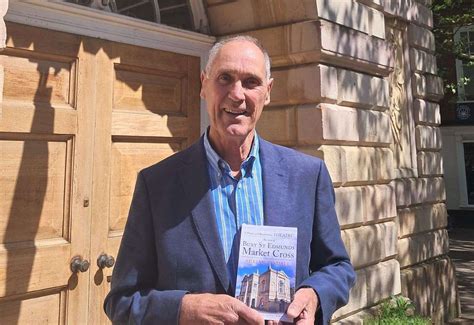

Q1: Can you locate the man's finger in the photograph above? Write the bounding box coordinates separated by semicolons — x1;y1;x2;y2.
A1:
234;300;264;325
286;298;307;319
287;288;318;319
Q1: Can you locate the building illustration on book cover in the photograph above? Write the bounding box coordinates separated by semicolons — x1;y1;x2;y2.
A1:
236;224;297;322
237;265;294;313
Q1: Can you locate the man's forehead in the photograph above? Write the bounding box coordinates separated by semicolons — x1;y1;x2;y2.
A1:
210;40;266;75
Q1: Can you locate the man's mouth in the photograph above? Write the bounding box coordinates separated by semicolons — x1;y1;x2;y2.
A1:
223;107;247;116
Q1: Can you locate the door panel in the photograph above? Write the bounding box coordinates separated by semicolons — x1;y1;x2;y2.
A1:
88;39;200;324
0;23;95;324
0;21;201;324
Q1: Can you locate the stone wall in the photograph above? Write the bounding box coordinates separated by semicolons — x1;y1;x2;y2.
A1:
205;0;457;323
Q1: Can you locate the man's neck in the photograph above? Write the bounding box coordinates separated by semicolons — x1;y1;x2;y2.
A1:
208;129;255;176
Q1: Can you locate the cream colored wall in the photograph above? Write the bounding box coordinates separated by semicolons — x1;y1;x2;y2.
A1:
204;0;457;323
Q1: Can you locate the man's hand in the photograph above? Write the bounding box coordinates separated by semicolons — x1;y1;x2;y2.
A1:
268;288;319;325
179;293;265;325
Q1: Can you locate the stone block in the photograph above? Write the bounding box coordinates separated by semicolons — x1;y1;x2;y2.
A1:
412;73;444;101
413;99;441;125
357;0;383;10
410;48;437;74
335;186;365;228
296;105;324;145
367;7;386;39
246;19;393;74
296;104;391;145
412;72;426;98
408;24;435;52
363;184;397;223
409;1;433;29
257;106;296;146
415;125;442;150
318;146;395;186
383;0;412;20
270;64;389;110
397;203;448;238
337;69;389;110
356;110;391;144
206;0;317;35
400;263;429;313
320;65;339;103
336;184;396;227
318;145;344;186
319;19;393;74
340;229;351;255
401;257;458;321
270;64;337;107
365;259;401;305
244;21;322;68
343;226;382;268
333;268;368;318
417;151;443;176
397;229;449;268
382;222;399;258
342;146;394;184
394;177;446;207
294;146;324;160
345;222;397;268
317;0;385;39
425;74;444;100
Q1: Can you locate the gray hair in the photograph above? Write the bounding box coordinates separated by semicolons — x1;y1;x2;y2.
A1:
205;35;271;80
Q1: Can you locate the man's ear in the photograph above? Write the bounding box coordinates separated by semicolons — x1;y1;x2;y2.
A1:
264;78;274;105
200;71;207;99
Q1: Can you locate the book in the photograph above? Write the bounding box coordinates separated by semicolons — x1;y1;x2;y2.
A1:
235;224;297;322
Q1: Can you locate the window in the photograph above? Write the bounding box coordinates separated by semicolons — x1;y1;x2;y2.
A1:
279;280;284;294
463;142;474;205
64;0;209;33
455;26;474;101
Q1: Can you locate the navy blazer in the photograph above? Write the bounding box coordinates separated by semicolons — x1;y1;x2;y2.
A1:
104;137;355;324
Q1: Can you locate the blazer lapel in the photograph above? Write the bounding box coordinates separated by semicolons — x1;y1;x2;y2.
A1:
178;139;230;293
259;139;291;226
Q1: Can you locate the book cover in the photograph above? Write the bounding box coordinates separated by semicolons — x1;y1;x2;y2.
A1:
235;224;297;322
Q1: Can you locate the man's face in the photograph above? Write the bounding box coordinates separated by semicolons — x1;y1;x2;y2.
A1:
200;40;273;142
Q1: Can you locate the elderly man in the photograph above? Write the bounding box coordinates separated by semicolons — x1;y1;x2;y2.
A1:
104;36;355;325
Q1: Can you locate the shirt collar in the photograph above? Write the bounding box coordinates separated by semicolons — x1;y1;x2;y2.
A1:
203;128;260;178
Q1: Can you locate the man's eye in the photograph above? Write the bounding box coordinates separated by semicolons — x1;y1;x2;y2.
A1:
244;78;260;88
218;74;232;83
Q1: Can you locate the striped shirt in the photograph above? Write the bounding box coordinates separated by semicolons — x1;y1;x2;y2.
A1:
203;130;264;276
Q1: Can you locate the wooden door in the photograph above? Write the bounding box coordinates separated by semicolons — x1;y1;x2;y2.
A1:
0;23;94;324
0;22;201;324
87;39;201;323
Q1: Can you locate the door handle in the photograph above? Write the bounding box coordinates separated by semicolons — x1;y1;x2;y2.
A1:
97;253;115;269
70;256;90;273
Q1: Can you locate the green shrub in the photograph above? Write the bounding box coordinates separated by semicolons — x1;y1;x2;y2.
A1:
365;296;431;325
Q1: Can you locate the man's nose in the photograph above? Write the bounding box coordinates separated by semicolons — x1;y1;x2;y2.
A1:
228;81;245;102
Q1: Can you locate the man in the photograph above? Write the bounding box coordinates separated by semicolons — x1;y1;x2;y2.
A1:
104;36;355;324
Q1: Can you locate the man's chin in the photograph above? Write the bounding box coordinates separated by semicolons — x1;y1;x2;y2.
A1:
224;126;254;139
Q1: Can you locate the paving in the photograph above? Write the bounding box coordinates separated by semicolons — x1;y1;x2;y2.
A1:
448;227;474;324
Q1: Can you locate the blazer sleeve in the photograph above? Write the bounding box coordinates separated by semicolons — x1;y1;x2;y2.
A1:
298;162;356;325
104;171;188;324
